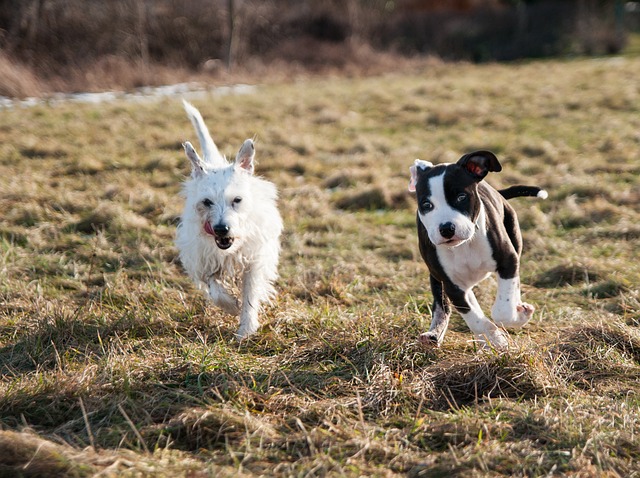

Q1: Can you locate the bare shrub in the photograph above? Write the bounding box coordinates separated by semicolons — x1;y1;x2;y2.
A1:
0;0;630;95
0;52;42;97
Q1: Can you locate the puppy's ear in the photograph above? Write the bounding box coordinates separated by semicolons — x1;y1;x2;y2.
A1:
235;139;255;175
183;141;207;178
408;159;433;192
457;151;501;181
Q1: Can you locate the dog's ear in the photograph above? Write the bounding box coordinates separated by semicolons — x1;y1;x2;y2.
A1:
457;151;502;181
235;139;255;175
408;159;433;192
183;141;207;178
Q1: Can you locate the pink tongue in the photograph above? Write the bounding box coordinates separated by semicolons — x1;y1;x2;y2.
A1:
204;222;215;236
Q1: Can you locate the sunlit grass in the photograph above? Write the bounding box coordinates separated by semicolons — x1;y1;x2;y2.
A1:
1;56;639;475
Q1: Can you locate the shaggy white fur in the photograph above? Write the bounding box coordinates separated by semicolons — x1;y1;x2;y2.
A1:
176;101;282;340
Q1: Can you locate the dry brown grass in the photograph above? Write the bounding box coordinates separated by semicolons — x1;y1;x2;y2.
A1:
0;57;639;476
0;52;42;98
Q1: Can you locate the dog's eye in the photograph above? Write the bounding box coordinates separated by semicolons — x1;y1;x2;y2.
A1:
202;198;213;208
421;200;433;212
232;197;242;205
456;193;468;203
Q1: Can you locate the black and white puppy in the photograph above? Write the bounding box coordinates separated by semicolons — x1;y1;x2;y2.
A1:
408;151;547;349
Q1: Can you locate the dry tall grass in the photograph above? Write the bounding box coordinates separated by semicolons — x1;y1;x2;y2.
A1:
0;52;42;98
1;57;639;476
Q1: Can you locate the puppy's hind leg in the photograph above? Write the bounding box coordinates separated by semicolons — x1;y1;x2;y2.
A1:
208;278;240;316
419;275;451;346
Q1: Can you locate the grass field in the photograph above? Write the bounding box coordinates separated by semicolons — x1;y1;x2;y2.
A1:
1;56;639;477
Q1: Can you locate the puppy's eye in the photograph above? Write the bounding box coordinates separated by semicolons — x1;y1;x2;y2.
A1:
232;197;242;205
456;193;468;203
202;198;213;208
421;200;433;212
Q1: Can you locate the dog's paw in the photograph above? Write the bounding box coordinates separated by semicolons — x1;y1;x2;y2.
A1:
492;302;534;330
214;296;240;315
235;330;252;342
475;328;509;351
236;310;260;342
516;303;535;324
222;301;241;316
208;285;241;315
499;302;535;329
418;332;442;347
235;323;259;342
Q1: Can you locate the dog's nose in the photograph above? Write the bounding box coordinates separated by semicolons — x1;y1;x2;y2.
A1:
439;222;456;239
213;224;230;237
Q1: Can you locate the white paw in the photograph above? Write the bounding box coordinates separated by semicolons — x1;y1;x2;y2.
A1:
475;327;509;351
235;314;259;341
492;302;534;330
418;332;442;347
516;302;535;325
213;295;240;315
235;324;258;342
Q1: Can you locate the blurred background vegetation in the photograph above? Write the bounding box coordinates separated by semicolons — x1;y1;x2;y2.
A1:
0;0;638;97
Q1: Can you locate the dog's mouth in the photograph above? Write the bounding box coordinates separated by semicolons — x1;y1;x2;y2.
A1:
437;237;466;247
215;236;234;250
203;222;235;250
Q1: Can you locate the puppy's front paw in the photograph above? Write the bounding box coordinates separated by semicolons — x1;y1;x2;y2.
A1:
418;332;442;347
492;302;534;330
476;328;509;351
516;302;534;326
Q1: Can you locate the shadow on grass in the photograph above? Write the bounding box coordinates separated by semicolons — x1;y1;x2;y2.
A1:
1;311;639;467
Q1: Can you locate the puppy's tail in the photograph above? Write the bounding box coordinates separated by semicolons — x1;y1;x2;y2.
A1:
499;186;548;200
183;100;226;167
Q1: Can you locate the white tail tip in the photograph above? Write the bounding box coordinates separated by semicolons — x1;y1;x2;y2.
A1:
537;190;548;199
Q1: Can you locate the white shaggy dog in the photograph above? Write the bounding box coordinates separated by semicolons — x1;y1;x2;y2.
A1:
175;101;282;340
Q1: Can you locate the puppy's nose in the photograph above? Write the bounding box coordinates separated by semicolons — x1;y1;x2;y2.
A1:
213;224;230;237
439;222;456;239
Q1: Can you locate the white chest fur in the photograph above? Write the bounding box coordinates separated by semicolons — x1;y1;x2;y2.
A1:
436;206;496;291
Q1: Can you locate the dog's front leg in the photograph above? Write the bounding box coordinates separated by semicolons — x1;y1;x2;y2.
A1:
445;283;509;350
235;268;269;341
207;278;240;316
491;275;534;329
419;275;451;346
